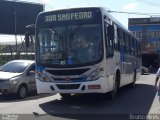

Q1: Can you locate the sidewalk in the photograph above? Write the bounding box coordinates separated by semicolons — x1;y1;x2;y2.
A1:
137;73;160;115
148;92;160;114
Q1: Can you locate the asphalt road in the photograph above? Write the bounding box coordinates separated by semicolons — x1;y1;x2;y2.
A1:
0;74;159;120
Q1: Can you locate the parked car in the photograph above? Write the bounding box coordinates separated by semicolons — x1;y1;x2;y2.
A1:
141;66;149;75
0;60;35;98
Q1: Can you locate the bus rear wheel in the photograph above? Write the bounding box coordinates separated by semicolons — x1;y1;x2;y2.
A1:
131;72;137;87
60;93;71;99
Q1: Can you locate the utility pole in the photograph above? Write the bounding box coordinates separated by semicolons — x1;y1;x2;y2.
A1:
14;0;18;54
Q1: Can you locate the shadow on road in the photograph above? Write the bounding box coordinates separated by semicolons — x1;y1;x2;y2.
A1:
0;92;53;102
37;84;157;120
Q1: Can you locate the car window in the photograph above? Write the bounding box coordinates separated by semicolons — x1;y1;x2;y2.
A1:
26;63;35;76
28;64;35;72
1;61;31;73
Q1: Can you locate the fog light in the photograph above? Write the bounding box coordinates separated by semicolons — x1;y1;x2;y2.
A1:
88;85;101;89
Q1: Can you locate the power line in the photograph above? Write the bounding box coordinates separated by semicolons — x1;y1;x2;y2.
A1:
108;10;160;16
136;0;160;8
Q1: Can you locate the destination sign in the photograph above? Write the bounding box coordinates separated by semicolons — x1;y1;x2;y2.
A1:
44;11;92;22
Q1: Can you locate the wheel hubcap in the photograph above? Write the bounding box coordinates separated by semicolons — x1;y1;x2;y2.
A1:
20;87;26;98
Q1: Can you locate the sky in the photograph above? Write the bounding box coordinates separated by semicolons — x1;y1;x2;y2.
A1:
33;0;160;27
0;0;160;44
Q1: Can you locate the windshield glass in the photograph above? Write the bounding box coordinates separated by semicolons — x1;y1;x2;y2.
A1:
37;24;103;67
1;61;31;73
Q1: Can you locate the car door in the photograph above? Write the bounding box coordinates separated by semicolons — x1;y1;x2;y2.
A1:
26;63;36;92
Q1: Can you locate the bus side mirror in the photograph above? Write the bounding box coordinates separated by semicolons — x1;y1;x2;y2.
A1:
25;32;29;47
25;24;35;48
107;25;114;41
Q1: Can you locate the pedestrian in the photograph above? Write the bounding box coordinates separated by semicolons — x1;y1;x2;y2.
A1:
155;67;160;101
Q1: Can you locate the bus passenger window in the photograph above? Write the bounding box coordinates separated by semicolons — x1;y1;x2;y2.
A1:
105;24;114;57
114;26;120;51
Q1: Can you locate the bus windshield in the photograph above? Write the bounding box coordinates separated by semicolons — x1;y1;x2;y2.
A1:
37;24;103;67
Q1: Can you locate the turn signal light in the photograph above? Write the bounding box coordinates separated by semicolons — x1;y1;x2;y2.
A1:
42;77;47;81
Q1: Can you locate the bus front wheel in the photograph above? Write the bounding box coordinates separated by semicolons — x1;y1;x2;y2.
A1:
109;76;118;99
131;72;137;87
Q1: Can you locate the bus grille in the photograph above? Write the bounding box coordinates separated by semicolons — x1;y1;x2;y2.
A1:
54;77;84;82
46;68;90;75
56;84;80;90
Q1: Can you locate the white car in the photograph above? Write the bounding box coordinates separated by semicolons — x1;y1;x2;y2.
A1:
141;66;149;75
0;60;36;98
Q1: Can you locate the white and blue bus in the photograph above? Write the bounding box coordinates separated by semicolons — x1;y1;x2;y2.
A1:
25;7;141;99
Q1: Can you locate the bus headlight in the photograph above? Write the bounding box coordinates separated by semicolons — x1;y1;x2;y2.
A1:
36;71;51;82
87;68;103;80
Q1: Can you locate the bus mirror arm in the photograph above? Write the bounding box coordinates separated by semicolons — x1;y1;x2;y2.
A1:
25;32;29;48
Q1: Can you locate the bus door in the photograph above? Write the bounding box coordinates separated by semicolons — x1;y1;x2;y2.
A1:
104;20;115;75
119;31;126;75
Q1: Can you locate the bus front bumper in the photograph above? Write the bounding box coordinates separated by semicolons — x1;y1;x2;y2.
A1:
36;76;113;94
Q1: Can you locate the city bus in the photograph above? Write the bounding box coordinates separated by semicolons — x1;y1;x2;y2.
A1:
25;7;141;99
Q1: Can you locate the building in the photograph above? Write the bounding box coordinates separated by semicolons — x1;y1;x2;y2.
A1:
128;17;160;71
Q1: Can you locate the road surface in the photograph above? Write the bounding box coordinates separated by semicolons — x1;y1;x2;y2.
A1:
0;74;159;120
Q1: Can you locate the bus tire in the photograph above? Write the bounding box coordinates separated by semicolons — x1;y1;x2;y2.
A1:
60;93;71;99
131;72;136;87
109;75;118;99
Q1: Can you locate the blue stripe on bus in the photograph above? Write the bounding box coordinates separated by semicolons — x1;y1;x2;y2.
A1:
120;48;126;62
36;65;44;72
